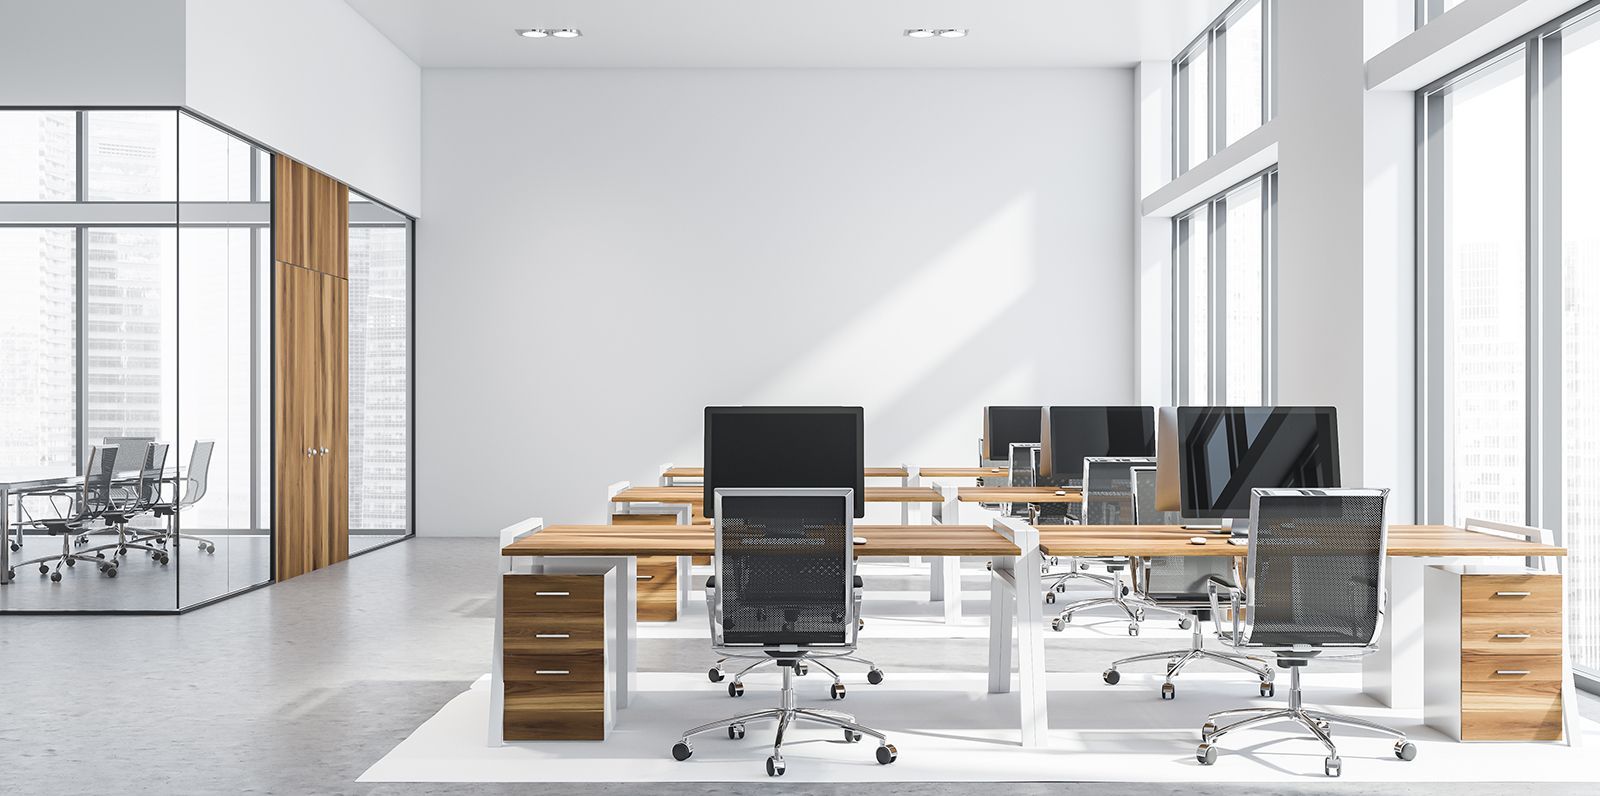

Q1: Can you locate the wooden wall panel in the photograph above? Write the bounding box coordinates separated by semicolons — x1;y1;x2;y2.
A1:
274;264;323;581
274;157;349;278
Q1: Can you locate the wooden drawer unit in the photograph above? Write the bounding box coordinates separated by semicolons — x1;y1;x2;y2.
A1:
502;573;611;741
635;556;679;622
1425;566;1564;742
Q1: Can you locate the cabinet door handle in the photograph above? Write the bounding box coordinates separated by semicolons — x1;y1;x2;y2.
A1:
534;633;570;639
320;447;329;455
1495;670;1532;676
1493;591;1532;597
1494;633;1532;639
535;591;570;597
305;448;317;457
534;670;570;676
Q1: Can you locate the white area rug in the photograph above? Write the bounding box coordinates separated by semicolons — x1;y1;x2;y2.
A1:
360;670;1600;783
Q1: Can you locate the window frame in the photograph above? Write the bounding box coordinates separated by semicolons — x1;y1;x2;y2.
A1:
1172;166;1278;405
1416;0;1600;689
1172;0;1275;176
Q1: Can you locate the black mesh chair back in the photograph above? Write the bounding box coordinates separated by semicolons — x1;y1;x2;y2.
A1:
1006;443;1040;519
131;442;170;509
1134;465;1238;599
1081;457;1154;526
713;488;854;649
80;445;120;519
182;440;215;507
1242;488;1389;649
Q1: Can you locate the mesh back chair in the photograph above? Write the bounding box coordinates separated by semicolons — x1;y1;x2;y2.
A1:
1004;443;1040;517
139;440;219;555
10;445;123;581
673;488;898;777
1099;467;1272;699
83;442;172;562
1050;457;1187;635
1195;488;1416;778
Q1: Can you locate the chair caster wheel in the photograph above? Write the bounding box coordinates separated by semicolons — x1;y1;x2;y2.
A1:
844;729;862;743
1201;721;1217;741
707;667;724;683
1056;584;1066;593
4;569;13;580
727;724;745;740
49;571;63;583
1127;623;1140;637
671;741;693;761
1316;720;1330;736
204;543;215;553
796;662;808;676
1259;682;1274;698
95;552;105;559
1324;756;1341;777
728;682;744;698
103;565;117;578
1044;592;1055;604
157;553;169;565
1160;682;1176;700
117;547;127;557
1051;618;1065;632
876;743;898;765
1395;740;1417;761
830;683;846;700
1179;616;1193;630
1197;743;1216;765
39;564;49;575
65;557;75;567
766;756;785;777
867;668;884;685
1102;669;1120;685
1121;584;1130;596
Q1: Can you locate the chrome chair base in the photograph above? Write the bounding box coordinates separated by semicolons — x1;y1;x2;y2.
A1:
8;533;122;581
1051;571;1189;636
673;663;898;776
710;654;884;699
1105;614;1273;698
1196;664;1416;777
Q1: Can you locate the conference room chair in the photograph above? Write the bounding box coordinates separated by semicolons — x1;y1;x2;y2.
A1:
1099;466;1273;699
9;445;121;581
81;441;171;564
138;440;218;555
66;435;155;550
1195;487;1417;778
1051;457;1186;635
672;488;898;777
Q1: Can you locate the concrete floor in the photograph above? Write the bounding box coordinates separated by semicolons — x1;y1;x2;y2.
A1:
6;537;1595;795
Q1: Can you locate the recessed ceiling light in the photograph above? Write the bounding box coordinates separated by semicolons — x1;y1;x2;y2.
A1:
516;28;581;39
904;29;936;38
936;29;968;38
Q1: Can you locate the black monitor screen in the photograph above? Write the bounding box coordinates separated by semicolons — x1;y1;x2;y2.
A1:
1038;406;1156;482
984;406;1042;462
704;406;866;519
1176;406;1340;519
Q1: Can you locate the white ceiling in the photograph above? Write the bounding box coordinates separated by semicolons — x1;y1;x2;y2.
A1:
341;0;1231;69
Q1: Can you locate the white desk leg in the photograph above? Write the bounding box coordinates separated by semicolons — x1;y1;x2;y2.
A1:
677;555;691;612
1011;527;1047;747
1364;556;1423;709
988;555;1016;694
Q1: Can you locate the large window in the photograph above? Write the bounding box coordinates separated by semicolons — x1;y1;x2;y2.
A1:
348;193;412;554
1174;169;1277;405
1174;0;1274;175
1419;2;1600;680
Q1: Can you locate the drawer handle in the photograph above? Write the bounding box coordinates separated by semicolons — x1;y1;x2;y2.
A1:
534;633;570;639
534;670;570;676
1493;591;1532;597
637;575;655;582
535;591;570;597
1495;670;1532;676
1494;633;1532;639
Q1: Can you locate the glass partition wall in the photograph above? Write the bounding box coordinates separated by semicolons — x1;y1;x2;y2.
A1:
1;109;413;612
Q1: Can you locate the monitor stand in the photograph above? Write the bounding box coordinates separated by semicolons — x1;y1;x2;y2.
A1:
1180;518;1242;534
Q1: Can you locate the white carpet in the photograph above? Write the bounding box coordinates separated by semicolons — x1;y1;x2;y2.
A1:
360;670;1600;783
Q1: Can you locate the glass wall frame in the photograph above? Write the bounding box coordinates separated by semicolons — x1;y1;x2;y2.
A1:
1416;0;1600;689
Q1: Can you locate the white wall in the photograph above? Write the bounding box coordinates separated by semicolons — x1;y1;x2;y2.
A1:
0;0;185;106
185;0;422;215
418;68;1136;535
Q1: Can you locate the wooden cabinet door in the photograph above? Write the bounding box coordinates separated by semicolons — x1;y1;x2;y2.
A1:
274;263;350;580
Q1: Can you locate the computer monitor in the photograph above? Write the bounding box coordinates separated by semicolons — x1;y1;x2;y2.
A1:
1176;406;1341;522
703;406;866;519
982;406;1042;463
1037;406;1156;484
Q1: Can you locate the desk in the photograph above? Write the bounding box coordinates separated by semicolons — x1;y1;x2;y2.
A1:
660;465;911;485
958;486;1081;504
493;519;1030;745
1036;523;1577;745
612;485;944;506
918;467;1008;479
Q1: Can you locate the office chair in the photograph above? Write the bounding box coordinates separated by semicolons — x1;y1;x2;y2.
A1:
68;435;155;549
1195;488;1417;777
82;442;171;564
672;488;898;777
1100;466;1273;699
1051;457;1187;636
136;440;218;555
9;445;122;581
